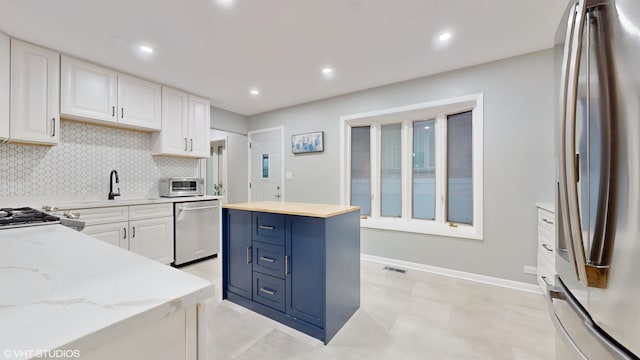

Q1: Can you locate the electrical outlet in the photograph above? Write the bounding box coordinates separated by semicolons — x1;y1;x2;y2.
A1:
523;265;537;275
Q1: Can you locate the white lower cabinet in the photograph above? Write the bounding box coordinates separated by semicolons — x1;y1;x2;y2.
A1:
76;203;174;264
129;217;174;264
83;221;129;250
536;206;556;292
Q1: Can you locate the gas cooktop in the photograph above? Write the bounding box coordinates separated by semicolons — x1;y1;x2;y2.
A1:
0;207;60;229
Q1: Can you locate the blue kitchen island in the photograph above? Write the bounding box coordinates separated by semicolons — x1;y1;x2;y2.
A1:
222;201;360;344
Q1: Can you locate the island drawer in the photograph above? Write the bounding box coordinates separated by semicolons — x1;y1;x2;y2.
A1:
253;272;285;312
253;212;285;245
253;242;285;279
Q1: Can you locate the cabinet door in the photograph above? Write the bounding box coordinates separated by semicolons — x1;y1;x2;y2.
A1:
83;222;129;250
0;32;9;140
117;74;161;131
156;87;189;155
286;216;325;328
224;209;253;299
10;39;59;145
188;95;210;158
129;216;174;264
60;56;117;124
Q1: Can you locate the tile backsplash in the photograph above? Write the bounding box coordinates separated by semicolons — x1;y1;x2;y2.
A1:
0;121;200;197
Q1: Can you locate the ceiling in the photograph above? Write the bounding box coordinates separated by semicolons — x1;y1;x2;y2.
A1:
0;0;569;116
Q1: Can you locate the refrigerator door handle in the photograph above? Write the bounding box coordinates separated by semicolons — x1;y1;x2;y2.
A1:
558;0;583;282
582;3;614;288
565;0;592;286
547;277;636;360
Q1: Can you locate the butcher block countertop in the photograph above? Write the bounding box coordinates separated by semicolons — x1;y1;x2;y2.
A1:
222;201;360;218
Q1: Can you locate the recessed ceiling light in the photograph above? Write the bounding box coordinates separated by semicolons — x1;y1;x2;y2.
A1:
321;67;335;79
424;126;430;129
214;0;235;8
140;45;154;53
438;32;452;41
250;89;260;95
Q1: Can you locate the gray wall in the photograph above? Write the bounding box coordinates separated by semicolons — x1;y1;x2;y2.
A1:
210;106;249;204
211;106;249;135
248;50;556;283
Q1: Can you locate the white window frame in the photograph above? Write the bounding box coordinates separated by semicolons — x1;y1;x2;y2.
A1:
340;93;484;240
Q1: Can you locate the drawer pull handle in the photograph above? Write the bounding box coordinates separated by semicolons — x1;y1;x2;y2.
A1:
259;225;275;230
259;287;276;296
259;256;276;263
246;246;252;264
542;218;554;225
542;243;554;252
285;255;289;275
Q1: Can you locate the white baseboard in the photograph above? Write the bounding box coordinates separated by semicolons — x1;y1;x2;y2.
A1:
361;254;542;295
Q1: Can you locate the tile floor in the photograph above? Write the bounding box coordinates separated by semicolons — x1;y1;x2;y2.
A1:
181;258;555;360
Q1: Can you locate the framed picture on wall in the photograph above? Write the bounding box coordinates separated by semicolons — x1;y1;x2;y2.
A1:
292;131;324;154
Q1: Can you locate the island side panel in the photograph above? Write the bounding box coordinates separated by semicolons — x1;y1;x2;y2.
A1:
324;209;361;343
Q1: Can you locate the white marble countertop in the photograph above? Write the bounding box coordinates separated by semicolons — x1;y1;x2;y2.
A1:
48;195;223;210
0;225;214;356
0;195;224;210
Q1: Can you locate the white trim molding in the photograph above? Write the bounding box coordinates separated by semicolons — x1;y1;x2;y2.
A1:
361;254;542;295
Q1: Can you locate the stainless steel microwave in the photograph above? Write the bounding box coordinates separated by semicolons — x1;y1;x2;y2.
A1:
159;177;204;197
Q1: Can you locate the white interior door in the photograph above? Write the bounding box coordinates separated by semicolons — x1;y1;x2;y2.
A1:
249;128;283;202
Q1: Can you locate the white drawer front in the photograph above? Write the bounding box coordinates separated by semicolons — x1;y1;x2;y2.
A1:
71;206;129;226
129;203;173;220
537;208;555;233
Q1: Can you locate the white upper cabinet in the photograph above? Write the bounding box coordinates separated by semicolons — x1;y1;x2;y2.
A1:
158;87;189;154
10;39;59;145
0;32;9;141
60;56;161;131
61;55;118;124
151;86;210;158
117;74;161;131
188;94;210;157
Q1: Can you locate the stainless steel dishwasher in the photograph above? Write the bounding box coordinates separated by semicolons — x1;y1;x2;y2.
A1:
173;199;220;266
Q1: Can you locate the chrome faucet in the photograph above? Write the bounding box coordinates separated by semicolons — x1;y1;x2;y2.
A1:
108;170;120;200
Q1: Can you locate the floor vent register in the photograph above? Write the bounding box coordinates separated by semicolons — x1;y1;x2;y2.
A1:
383;266;407;274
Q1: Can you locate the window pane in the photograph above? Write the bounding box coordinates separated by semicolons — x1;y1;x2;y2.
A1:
351;126;371;215
413;119;436;220
447;111;473;224
381;124;401;217
261;153;269;179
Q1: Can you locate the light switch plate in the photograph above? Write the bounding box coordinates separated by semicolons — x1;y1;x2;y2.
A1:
286;171;293;180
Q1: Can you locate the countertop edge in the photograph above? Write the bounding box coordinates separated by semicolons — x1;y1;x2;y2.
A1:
58;284;214;354
222;202;360;218
51;196;223;210
535;202;555;213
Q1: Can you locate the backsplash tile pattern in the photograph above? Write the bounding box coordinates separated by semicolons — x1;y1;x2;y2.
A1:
0;121;200;197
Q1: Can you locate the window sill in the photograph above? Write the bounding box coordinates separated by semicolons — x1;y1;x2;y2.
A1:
360;218;483;241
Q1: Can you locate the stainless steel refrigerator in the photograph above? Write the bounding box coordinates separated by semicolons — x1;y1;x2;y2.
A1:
550;0;640;359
